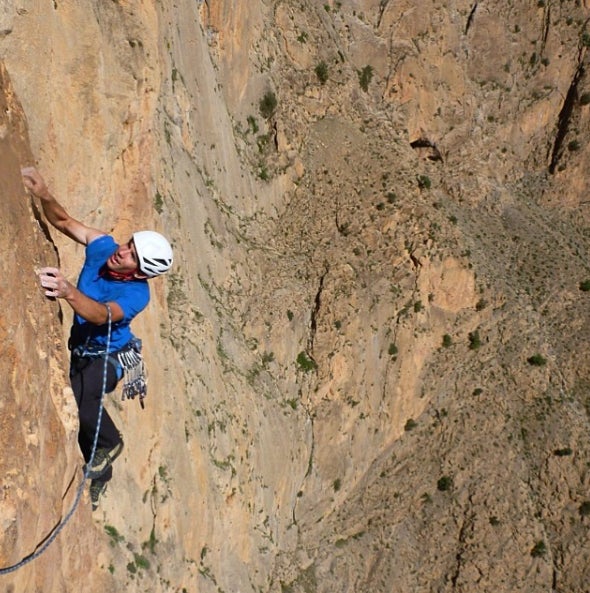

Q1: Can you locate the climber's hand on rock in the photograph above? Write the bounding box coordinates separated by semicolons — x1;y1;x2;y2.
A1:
38;267;72;299
21;167;50;199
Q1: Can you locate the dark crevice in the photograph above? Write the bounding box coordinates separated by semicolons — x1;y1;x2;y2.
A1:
30;198;64;324
465;2;478;35
30;198;61;265
293;408;315;524
450;501;475;590
377;0;390;29
552;544;563;592
272;121;279;151
548;56;585;174
309;268;328;351
541;5;551;53
409;138;434;149
335;216;350;235
450;521;467;588
408;249;422;269
410;138;443;162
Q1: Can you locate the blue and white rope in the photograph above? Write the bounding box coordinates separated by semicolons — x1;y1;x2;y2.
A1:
0;304;112;575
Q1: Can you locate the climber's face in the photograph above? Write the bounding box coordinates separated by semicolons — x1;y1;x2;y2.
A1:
106;239;139;274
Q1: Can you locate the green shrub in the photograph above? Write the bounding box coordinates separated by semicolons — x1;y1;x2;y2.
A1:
468;330;481;350
358;65;374;92
143;526;158;554
475;298;488;311
296;351;317;372
246;115;259;134
579;501;590;517
531;540;547;558
315;61;329;84
553;447;572;456
388;343;398;356
442;334;452;348
259;91;277;119
153;191;164;214
579;279;590;291
257;164;270;181
417;174;431;190
104;525;124;546
133;553;150;570
404;418;417;431
568;139;581;151
437;475;453;491
580;93;590;106
527;354;547;366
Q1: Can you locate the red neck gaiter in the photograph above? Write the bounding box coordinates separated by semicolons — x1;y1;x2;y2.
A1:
99;264;137;281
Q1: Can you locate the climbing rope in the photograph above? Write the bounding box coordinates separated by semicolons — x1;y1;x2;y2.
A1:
0;304;112;576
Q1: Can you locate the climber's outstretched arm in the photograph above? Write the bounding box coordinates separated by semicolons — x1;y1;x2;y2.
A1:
21;167;105;246
38;267;125;324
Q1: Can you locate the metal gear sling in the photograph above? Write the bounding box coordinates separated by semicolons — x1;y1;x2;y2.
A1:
108;337;148;408
72;336;148;408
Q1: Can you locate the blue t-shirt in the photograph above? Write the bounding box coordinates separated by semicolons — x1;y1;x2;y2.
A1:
69;235;150;352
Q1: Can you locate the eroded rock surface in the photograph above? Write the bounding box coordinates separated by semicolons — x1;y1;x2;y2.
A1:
1;1;590;592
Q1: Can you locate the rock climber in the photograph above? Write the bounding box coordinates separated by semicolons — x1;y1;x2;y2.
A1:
21;166;173;511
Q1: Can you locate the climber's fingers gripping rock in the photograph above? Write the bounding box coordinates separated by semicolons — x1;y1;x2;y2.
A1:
38;267;73;299
21;167;49;199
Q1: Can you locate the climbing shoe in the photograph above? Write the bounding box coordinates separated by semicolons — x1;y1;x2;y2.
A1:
89;479;108;511
85;441;124;479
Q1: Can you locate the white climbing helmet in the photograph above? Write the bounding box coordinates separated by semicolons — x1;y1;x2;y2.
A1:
133;231;173;277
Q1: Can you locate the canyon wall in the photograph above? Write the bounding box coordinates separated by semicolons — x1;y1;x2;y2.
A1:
1;1;590;592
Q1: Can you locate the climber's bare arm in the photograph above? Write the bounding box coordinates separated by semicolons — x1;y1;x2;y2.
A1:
38;267;125;323
22;167;105;246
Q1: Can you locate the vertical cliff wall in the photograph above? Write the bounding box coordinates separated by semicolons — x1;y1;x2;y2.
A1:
2;1;590;592
0;61;115;593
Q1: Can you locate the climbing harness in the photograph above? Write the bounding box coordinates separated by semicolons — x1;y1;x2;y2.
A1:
72;337;148;408
0;304;113;576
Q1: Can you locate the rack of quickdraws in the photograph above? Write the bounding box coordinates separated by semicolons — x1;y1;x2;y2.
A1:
116;338;148;408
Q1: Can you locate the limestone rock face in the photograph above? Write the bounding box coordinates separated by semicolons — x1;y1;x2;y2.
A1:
0;61;114;593
1;1;590;593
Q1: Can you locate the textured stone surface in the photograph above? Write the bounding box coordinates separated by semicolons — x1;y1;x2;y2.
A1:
0;60;114;593
1;1;590;592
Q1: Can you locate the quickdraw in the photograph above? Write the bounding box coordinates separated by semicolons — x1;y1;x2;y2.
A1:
114;338;148;408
